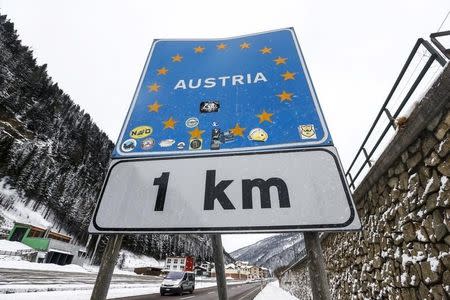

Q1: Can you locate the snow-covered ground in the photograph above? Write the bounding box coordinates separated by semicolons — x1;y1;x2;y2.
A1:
0;259;88;273
254;280;299;300
118;249;164;270
0;239;33;252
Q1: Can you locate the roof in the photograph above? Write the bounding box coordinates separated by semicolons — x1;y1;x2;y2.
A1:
14;222;72;240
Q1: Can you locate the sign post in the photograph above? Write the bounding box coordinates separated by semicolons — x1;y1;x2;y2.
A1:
304;232;331;300
211;234;228;300
89;28;361;299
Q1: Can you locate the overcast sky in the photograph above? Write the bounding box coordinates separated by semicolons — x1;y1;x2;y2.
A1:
1;0;449;252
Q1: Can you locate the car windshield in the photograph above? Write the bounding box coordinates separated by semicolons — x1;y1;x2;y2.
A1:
166;272;184;280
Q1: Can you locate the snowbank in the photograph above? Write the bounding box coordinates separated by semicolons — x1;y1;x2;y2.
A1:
0;260;88;273
0;240;33;252
118;249;163;270
254;280;299;300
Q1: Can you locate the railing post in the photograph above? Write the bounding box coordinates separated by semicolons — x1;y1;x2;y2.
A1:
362;148;372;167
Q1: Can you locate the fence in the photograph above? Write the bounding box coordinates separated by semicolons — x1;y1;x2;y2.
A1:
345;33;449;191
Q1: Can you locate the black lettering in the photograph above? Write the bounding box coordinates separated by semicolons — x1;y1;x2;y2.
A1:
242;178;290;209
204;170;235;210
153;172;170;211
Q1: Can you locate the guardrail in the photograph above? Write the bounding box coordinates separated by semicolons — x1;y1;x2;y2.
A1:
345;37;448;191
0;249;36;256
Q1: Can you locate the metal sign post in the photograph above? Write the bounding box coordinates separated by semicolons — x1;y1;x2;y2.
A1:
304;232;331;300
90;234;123;300
211;234;228;300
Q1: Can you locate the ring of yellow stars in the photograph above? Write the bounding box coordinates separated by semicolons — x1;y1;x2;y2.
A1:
230;123;246;137
240;42;250;49
157;67;169;75
281;71;296;80
148;100;162;112
256;110;274;123
163;117;177;129
148;83;160;92
194;46;205;53
273;56;287;65
217;43;227;50
276;91;294;102
172;54;183;62
189;127;205;139
259;47;272;54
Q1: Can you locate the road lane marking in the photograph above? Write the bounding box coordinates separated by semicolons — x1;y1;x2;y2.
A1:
180;296;195;299
238;286;262;300
208;291;215;294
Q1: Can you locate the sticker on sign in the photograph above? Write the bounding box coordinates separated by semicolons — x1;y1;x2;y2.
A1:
89;147;361;233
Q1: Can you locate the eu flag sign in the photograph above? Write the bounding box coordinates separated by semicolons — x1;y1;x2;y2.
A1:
89;29;361;233
114;28;332;157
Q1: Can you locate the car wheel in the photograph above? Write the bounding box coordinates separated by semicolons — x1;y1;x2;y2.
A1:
160;292;164;296
179;288;183;296
189;287;194;294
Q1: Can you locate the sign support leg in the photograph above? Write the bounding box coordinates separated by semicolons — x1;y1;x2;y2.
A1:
304;232;331;300
90;234;123;300
211;234;228;300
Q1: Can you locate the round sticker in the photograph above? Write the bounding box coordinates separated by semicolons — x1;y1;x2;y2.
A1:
121;139;137;152
141;138;155;150
185;117;199;128
177;142;186;150
190;139;202;150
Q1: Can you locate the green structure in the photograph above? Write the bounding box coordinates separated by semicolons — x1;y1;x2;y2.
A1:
8;222;85;265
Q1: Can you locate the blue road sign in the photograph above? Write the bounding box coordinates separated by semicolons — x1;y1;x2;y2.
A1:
113;28;332;158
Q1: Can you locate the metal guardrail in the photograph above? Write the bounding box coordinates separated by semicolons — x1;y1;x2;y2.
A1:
345;37;448;191
431;30;450;59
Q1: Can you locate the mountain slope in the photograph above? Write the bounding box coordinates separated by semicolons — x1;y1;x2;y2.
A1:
0;14;230;263
231;233;305;271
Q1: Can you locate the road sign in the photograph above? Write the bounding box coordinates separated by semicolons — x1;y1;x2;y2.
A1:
113;28;332;158
89;147;361;233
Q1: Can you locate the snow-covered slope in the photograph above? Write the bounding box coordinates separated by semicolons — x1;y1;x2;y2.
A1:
230;233;304;271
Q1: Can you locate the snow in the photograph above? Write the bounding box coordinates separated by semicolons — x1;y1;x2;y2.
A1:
0;178;52;229
0;240;33;252
118;250;163;270
254;280;299;300
0;260;88;273
427;256;440;272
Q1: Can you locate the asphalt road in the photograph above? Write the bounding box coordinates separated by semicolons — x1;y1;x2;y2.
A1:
111;282;265;300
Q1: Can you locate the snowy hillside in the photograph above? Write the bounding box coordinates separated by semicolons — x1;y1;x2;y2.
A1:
231;233;305;271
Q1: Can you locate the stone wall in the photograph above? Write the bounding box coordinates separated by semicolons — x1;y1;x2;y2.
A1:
280;105;449;299
279;257;312;299
321;108;449;299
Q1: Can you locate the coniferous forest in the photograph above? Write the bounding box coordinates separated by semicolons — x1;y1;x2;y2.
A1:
0;14;221;263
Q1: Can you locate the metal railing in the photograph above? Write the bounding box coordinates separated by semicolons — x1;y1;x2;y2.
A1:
345;36;448;191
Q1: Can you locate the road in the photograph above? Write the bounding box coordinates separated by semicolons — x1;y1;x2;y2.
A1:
111;282;265;300
0;267;161;286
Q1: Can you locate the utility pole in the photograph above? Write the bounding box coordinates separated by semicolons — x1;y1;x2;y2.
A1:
304;232;331;300
211;234;228;300
90;234;124;300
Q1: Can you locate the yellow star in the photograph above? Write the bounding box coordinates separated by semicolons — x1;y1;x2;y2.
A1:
148;101;162;112
194;46;205;53
259;47;272;54
256;110;274;123
230;123;246;137
163;117;177;129
276;91;293;102
172;54;183;62
273;57;287;65
240;42;250;49
281;71;296;80
189;127;205;139
157;67;169;75
148;83;160;92
217;43;227;50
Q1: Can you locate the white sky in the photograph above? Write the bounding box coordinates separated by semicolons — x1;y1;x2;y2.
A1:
1;0;449;252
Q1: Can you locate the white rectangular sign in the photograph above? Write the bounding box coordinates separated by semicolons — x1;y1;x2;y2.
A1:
89;147;361;233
